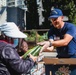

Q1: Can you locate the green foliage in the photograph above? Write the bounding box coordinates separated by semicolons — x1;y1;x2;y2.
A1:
25;29;36;42
38;32;48;42
25;30;48;42
68;1;76;24
62;0;76;24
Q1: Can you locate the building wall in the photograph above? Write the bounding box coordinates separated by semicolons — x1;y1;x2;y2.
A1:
0;0;7;25
7;7;25;30
0;7;7;25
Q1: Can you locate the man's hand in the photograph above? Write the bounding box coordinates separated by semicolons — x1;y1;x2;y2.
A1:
37;41;50;53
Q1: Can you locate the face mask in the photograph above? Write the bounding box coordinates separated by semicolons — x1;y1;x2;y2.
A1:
13;38;19;47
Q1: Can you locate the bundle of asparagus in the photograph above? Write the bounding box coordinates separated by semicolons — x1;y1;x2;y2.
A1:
22;45;42;59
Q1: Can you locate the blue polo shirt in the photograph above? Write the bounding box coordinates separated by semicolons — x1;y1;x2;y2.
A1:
48;22;76;57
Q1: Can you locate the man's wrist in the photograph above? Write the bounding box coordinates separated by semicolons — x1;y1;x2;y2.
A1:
49;41;52;47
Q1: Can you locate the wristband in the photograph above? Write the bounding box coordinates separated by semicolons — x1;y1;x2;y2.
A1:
49;41;52;47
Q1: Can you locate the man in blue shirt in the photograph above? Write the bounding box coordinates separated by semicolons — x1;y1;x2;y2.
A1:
37;8;76;58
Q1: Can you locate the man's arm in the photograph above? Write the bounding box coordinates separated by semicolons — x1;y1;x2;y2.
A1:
37;34;73;52
51;34;73;47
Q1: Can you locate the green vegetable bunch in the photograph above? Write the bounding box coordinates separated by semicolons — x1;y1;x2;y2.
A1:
22;45;42;59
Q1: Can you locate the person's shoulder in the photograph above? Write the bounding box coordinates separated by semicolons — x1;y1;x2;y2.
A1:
49;25;54;30
65;22;75;26
0;41;8;47
0;41;11;51
65;22;76;27
0;41;15;49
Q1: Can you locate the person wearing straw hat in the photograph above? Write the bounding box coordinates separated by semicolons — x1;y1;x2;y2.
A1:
0;22;37;75
37;8;76;58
